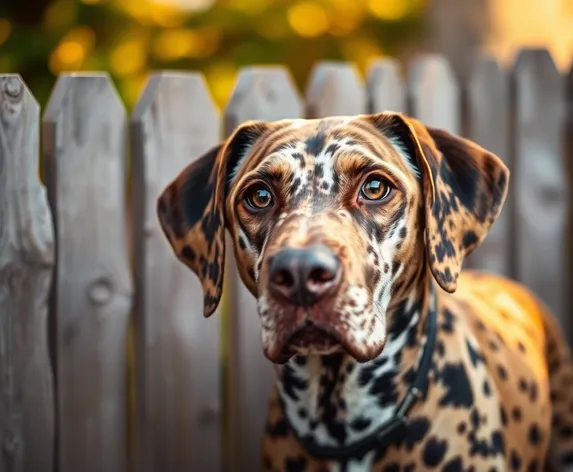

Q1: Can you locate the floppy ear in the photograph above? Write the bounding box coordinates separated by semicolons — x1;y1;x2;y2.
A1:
371;112;509;292
156;121;270;317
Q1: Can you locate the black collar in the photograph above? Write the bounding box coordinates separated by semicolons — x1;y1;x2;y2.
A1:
281;289;438;461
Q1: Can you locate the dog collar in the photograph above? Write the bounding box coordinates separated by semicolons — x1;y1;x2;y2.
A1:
282;289;438;462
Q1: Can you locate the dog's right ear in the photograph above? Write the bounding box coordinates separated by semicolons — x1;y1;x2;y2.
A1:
156;120;270;317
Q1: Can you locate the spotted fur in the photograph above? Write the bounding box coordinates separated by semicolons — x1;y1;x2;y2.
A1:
157;112;573;471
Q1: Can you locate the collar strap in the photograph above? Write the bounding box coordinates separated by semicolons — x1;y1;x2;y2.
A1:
282;293;438;461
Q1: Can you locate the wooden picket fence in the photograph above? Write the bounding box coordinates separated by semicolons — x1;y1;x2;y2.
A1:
0;47;571;472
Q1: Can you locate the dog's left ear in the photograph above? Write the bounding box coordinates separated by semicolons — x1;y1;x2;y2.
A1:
156;120;271;317
367;112;510;292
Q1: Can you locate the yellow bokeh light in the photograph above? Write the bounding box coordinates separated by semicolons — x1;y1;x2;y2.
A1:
328;0;365;36
225;0;268;14
0;19;12;46
205;62;237;109
115;0;186;27
341;37;384;71
48;26;96;74
288;2;329;37
49;42;86;74
367;0;414;21
110;38;147;76
153;28;219;61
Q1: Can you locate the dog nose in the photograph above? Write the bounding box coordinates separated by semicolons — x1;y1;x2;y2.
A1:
268;244;341;306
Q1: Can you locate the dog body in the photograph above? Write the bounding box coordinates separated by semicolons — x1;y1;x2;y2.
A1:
157;113;573;470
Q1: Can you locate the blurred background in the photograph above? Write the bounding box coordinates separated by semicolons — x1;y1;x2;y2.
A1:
1;0;572;110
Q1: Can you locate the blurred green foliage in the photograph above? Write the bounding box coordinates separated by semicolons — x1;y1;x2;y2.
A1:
0;0;427;110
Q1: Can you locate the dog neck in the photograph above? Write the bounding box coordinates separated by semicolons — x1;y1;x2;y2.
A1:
273;273;433;459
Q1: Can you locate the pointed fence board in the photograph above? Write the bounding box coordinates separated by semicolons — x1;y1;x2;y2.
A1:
408;54;460;134
464;55;512;275
42;74;132;472
511;49;570;335
0;75;55;472
131;73;222;472
224;66;303;472
305;62;366;117
367;58;406;113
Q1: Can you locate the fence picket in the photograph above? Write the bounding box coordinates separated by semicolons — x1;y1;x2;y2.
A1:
131;72;222;472
305;61;366;117
224;66;303;472
42;74;132;472
367;58;406;113
0;75;55;472
511;48;570;335
407;54;460;134
464;54;512;276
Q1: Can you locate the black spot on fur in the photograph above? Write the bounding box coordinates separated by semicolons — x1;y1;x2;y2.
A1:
305;133;325;156
440;308;455;333
442;456;464;472
181;245;196;262
560;426;573;438
350;416;372;432
422;437;448;467
282;364;308;401
526;460;538;472
497;365;508;380
285;455;307;472
382;463;400;472
528;423;542;445
510;450;522;471
462;230;478;249
467;339;484;367
483;380;491;397
437;362;474;408
399;417;431;451
266;417;289;437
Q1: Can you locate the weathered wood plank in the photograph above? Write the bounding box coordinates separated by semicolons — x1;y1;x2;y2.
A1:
224;66;303;472
0;75;55;472
367;58;406;113
511;49;570;334
407;54;461;134
131;72;222;472
464;54;512;276
305;61;366;117
42;73;132;472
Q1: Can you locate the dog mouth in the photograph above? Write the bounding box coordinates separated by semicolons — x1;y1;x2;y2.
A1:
279;323;342;360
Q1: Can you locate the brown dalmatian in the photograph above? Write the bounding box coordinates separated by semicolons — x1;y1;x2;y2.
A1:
156;112;573;471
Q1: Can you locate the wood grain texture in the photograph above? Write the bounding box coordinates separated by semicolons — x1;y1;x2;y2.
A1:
464;54;512;275
305;62;366;118
42;74;132;472
408;54;461;134
224;66;303;472
131;72;222;472
0;75;55;472
367;58;406;114
511;49;570;334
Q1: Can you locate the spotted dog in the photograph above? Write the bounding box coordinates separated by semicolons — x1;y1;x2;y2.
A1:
157;112;573;471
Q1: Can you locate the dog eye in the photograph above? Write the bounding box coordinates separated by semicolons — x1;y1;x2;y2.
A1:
360;176;393;201
244;183;273;210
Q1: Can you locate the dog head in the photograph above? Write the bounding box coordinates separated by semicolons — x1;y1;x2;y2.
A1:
157;113;509;363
